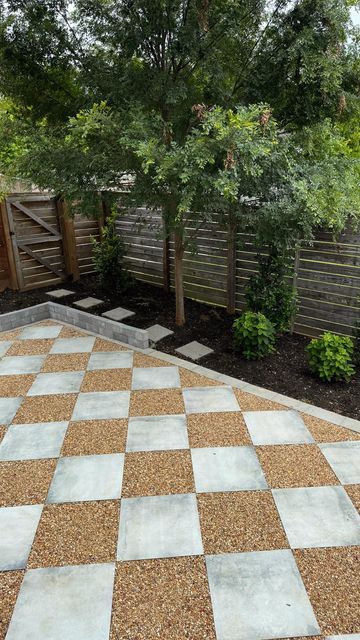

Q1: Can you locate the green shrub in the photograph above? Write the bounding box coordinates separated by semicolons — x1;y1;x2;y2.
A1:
352;320;360;367
92;211;131;294
233;311;276;360
306;332;355;382
245;253;297;332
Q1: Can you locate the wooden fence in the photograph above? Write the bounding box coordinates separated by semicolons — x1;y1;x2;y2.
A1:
117;209;360;338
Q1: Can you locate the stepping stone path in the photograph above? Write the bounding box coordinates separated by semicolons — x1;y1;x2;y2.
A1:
74;297;103;310
46;289;74;298
147;324;174;343
175;340;214;361
102;307;135;321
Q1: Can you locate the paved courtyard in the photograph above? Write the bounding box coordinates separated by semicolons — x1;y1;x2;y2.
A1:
0;320;359;639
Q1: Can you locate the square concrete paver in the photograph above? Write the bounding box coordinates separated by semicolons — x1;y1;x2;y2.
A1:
244;410;314;445
191;446;267;493
47;454;124;503
73;297;103;309
20;325;62;340
0;341;13;357
183;386;240;414
50;337;95;354
132;366;180;390
117;493;203;560
46;289;74;298
102;307;135;321
28;371;84;396
87;351;133;370
0;504;43;570
0;397;22;425
206;549;320;640
126;415;189;451
72;391;130;420
147;324;174;343
175;341;214;361
0;355;45;375
6;563;115;640
273;486;360;549
0;422;68;461
319;442;360;484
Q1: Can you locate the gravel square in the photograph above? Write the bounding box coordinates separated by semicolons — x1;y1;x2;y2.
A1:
0;375;35;397
28;501;119;568
74;297;103;309
0;397;23;425
47;453;124;503
50;337;95;354
273;486;360;548
0;571;24;639
302;414;360;442
206;549;320;640
233;389;287;411
41;353;90;372
110;557;216;640
319;442;360;484
183;386;240;414
0;355;45;376
20;325;62;340
6;563;115;640
130;389;185;416
345;485;360;513
72;391;130;420
0;504;43;570
179;368;221;387
197;491;288;554
93;338;128;352
0;422;68;461
191;446;267;493
117;493;203;560
126;414;188;451
132;366;180;390
244;410;314;445
81;370;132;392
0;460;56;506
87;351;133;370
187;412;251;447
13;394;77;424
27;371;84;396
256;444;339;488
61;419;128;456
7;339;55;356
132;353;170;367
122;450;194;497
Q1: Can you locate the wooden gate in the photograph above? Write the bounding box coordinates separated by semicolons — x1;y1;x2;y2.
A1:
5;194;66;290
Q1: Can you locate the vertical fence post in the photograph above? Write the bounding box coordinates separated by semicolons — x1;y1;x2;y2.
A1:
226;212;237;315
162;213;170;293
290;245;300;333
0;200;19;290
57;198;80;282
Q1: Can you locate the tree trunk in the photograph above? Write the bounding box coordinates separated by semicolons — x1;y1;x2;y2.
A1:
174;231;185;326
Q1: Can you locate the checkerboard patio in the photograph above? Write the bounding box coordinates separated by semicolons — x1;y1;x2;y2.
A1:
0;320;359;640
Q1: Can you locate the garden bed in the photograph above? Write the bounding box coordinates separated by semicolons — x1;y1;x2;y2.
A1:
1;276;359;420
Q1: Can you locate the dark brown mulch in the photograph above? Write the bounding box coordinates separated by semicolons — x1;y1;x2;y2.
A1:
1;276;359;420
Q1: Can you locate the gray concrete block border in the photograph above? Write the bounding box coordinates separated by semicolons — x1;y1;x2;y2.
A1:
0;303;359;434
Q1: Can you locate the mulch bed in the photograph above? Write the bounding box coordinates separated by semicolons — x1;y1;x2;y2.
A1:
1;276;359;420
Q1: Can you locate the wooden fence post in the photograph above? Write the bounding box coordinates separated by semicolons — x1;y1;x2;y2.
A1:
57;199;80;282
226;212;237;315
162;214;170;293
0;200;19;290
290;245;300;333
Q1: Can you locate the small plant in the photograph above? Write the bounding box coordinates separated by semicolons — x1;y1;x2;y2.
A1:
352;320;360;367
92;210;131;293
245;253;297;333
306;332;355;382
233;311;276;360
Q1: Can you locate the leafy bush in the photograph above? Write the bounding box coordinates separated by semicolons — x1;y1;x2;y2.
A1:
92;210;131;293
233;311;276;360
245;253;297;333
352;320;360;367
306;332;355;382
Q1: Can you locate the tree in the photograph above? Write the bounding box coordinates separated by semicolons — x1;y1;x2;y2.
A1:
0;0;359;324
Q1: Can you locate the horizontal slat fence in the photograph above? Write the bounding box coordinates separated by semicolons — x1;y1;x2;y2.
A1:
117;209;360;337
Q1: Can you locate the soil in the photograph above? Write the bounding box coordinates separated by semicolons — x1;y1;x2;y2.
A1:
1;276;359;420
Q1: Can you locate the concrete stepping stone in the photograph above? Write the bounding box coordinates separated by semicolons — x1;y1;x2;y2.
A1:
175;340;213;361
0;504;43;570
102;307;135;321
147;324;174;343
46;289;74;298
74;297;103;310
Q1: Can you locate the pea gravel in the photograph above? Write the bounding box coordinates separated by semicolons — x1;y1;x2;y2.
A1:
345;485;360;513
12;394;77;424
61;419;128;456
28;500;119;568
133;353;170;368
256;444;339;488
59;326;88;338
179;368;223;387
233;389;287;411
0;570;24;639
81;369;132;392
0;426;6;444
130;389;185;416
93;338;129;352
0;459;56;506
0;329;20;341
110;557;216;640
0;374;35;397
122;450;195;497
301;413;360;442
294;547;360;636
187;412;251;448
197;490;288;554
7;339;55;356
41;353;90;372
